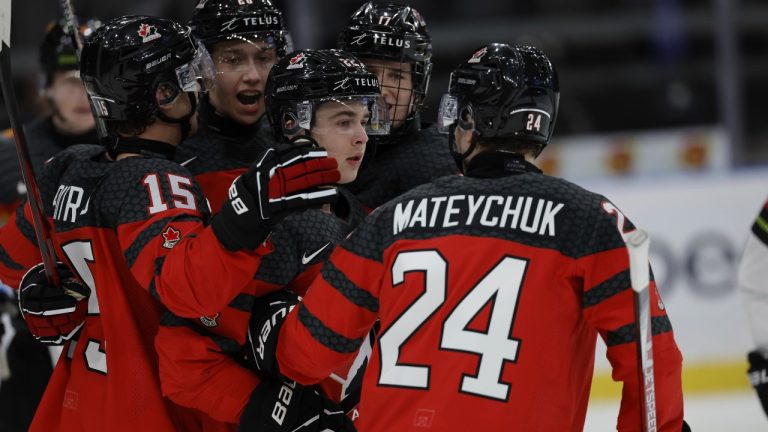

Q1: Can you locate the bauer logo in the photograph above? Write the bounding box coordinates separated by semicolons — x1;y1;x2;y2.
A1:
275;84;298;94
468;47;488;64
286;52;307;69
145;53;171;70
138;23;161;43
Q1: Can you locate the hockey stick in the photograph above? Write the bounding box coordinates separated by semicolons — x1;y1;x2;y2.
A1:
0;0;60;286
626;229;657;432
58;0;108;141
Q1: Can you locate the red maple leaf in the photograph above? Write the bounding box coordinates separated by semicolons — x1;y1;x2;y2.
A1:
138;24;149;38
162;226;181;243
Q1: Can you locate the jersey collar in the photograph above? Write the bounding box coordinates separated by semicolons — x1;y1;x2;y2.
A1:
464;150;542;178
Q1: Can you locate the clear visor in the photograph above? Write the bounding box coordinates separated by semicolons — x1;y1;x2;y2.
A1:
212;36;281;74
289;95;391;137
175;41;216;92
437;93;458;134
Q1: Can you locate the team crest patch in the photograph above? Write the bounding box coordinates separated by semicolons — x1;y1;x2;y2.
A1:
161;226;182;249
138;23;161;43
286;52;307;69
200;313;220;327
468;47;488;64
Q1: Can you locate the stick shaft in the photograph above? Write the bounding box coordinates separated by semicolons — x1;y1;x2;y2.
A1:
626;229;656;432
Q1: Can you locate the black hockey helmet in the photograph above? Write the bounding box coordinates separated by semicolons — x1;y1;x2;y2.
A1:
39;18;102;87
265;49;390;141
80;15;215;126
338;2;432;135
438;43;559;161
190;0;292;57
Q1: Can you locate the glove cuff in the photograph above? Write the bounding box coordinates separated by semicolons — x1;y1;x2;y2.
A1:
212;177;276;251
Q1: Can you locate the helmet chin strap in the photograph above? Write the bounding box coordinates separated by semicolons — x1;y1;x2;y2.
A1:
449;125;480;174
156;91;198;142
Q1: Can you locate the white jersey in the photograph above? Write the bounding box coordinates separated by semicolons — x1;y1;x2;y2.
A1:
739;198;768;353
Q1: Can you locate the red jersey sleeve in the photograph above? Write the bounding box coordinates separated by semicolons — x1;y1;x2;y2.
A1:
578;200;684;432
276;215;385;385
156;321;261;423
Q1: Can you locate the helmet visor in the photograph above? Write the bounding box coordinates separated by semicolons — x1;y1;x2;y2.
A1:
284;95;391;137
175;41;216;92
437;93;458;134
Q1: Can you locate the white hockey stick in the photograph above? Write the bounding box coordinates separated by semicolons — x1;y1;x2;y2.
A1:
626;229;657;432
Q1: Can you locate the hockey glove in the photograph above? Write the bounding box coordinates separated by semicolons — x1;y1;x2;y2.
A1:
18;262;90;345
239;378;355;432
213;138;340;251
245;289;300;377
748;350;768;417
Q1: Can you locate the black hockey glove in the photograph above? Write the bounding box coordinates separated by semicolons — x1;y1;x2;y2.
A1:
18;262;90;345
748;350;768;417
213;138;340;251
239;378;355;432
245;289;300;377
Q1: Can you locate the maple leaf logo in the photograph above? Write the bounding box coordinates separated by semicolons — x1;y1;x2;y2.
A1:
138;23;161;43
287;53;307;69
161;226;182;249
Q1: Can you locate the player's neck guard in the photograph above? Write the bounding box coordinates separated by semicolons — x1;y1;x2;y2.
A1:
106;136;176;160
464;150;541;179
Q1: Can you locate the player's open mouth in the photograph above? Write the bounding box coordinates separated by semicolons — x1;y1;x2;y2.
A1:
236;91;262;105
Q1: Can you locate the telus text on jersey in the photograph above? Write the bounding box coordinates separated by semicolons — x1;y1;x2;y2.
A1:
393;195;564;236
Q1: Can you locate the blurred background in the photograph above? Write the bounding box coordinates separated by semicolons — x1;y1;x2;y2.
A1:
2;0;767;430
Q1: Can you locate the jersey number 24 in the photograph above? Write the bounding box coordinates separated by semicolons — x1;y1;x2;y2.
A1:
378;250;526;402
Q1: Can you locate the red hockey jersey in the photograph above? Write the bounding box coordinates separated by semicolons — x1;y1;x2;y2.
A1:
157;129;366;425
276;160;685;432
0;144;270;431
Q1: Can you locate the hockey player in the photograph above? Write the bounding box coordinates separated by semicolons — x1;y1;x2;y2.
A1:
738;198;768;418
156;49;387;432
0;16;340;432
337;2;458;211
248;44;690;431
177;0;290;211
0;18;101;432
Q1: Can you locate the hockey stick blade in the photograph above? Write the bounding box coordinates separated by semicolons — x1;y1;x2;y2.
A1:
625;229;657;432
0;0;60;286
